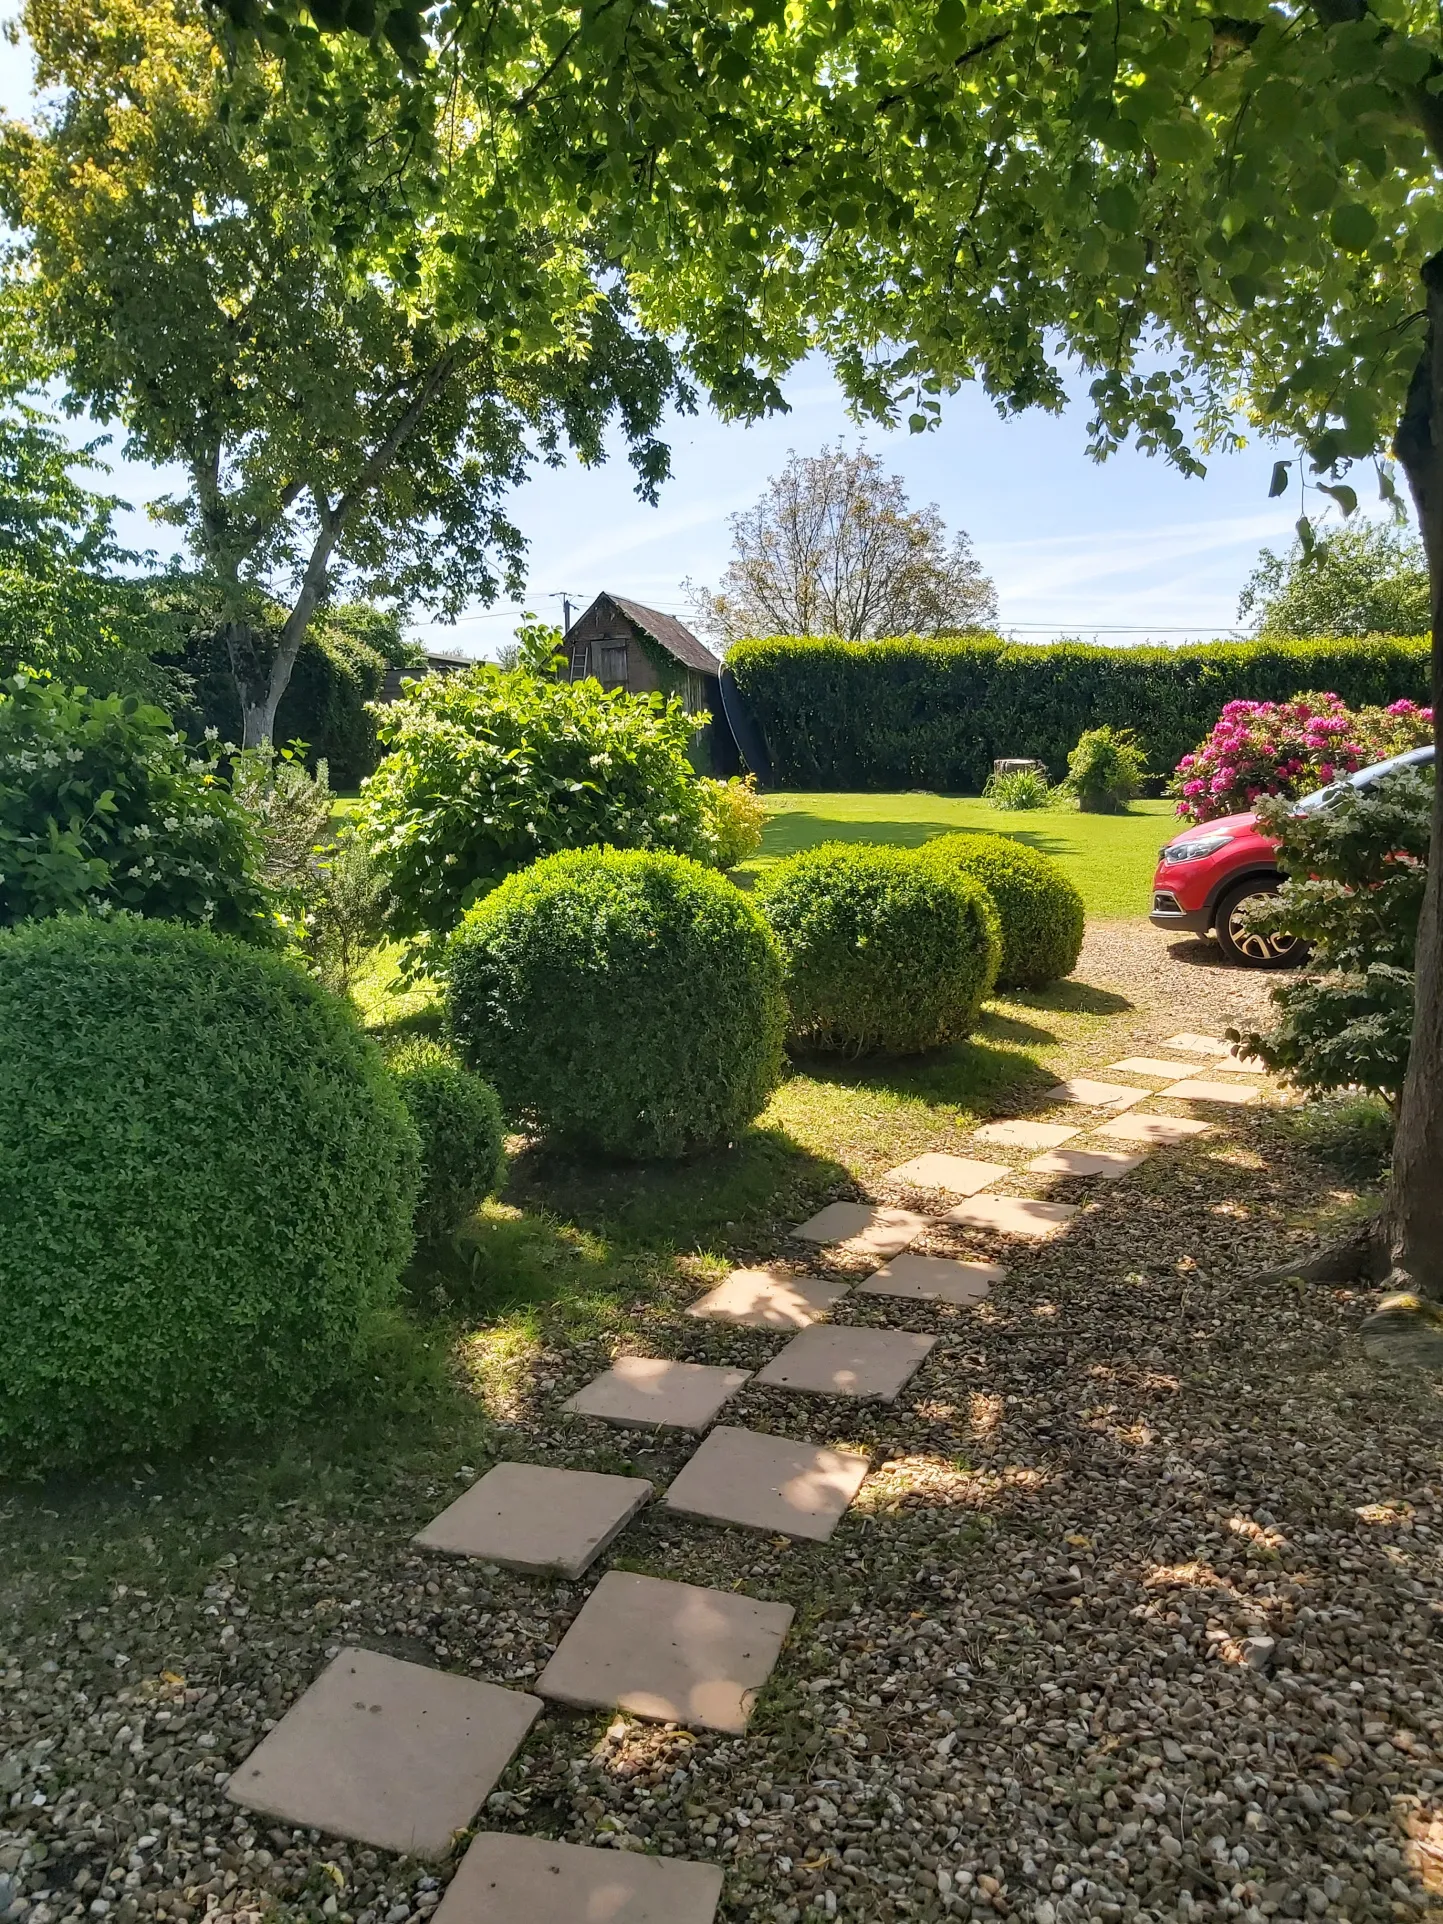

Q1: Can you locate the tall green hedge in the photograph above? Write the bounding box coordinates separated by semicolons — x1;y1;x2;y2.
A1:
726;634;1432;791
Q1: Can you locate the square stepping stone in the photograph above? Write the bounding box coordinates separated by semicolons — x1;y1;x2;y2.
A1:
1043;1077;1147;1109
536;1571;793;1735
1161;1032;1232;1057
225;1648;540;1858
790;1201;930;1257
1095;1112;1212;1145
563;1356;750;1431
687;1265;850;1330
1106;1056;1209;1079
974;1119;1081;1150
436;1832;723;1924
754;1325;936;1401
946;1193;1079;1239
1160;1078;1260;1106
1026;1146;1147;1180
884;1152;1009;1195
662;1426;870;1542
859;1251;1003;1306
413;1463;652;1579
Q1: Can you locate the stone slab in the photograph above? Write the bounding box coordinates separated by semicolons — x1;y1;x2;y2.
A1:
662;1426;870;1542
563;1356;750;1431
1106;1057;1210;1079
974;1119;1082;1150
1025;1146;1147;1180
687;1265;850;1330
884;1153;1010;1196
1043;1078;1148;1109
435;1833;724;1924
858;1251;1004;1306
536;1571;793;1735
1161;1032;1232;1057
225;1648;541;1859
413;1463;652;1579
1094;1113;1212;1145
945;1193;1080;1239
790;1201;931;1257
754;1325;936;1401
1160;1078;1260;1106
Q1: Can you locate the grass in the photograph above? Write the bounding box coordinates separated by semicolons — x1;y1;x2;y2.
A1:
740;791;1178;919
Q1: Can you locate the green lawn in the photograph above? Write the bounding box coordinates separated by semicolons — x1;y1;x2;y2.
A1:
740;791;1178;919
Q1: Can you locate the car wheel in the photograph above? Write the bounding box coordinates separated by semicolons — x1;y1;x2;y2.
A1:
1213;877;1308;969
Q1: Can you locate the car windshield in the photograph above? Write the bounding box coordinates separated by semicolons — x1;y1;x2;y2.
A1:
1293;744;1436;814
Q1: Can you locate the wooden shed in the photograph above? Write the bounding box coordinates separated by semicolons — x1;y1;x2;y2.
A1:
564;593;740;775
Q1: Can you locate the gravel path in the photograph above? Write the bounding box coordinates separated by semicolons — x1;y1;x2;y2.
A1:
4;927;1441;1924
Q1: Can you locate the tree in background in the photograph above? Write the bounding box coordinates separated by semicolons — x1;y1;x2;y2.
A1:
691;447;996;643
0;0;684;748
1240;524;1432;638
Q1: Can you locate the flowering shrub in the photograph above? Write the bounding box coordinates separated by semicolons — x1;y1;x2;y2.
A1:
1171;693;1433;824
0;675;275;936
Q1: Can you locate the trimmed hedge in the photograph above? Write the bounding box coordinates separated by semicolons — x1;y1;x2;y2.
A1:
726;634;1431;791
0;918;420;1472
756;843;1001;1055
389;1039;507;1243
447;847;787;1157
917;834;1085;989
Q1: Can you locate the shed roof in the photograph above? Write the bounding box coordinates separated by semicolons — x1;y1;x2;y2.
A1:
595;594;723;677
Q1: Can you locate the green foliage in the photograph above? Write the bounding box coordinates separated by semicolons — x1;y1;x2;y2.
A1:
496;615;566;675
916;833;1085;990
1235;768;1433;1102
447;847;787;1157
698;775;767;868
231;742;333;898
0;916;420;1472
755;843;1001;1056
1063;726;1148;814
299;826;389;994
984;767;1053;811
359;663;710;962
0;675;275;937
1240;524;1432;639
0;396;176;704
726;635;1430;793
387;1038;506;1244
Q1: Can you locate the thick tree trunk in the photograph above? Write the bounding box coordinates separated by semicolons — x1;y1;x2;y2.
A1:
1388;248;1443;1299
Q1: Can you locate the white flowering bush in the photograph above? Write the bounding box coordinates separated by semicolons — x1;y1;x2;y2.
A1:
359;661;710;967
0;675;275;937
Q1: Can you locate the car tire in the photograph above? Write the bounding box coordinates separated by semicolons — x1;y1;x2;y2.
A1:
1213;877;1308;970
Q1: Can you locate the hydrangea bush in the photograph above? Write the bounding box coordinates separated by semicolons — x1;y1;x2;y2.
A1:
1171;693;1433;824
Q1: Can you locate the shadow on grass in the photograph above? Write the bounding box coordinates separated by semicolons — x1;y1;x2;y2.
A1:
788;1031;1052;1114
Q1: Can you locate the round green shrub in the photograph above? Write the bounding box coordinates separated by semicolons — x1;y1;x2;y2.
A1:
916;833;1084;989
389;1039;506;1242
447;847;787;1157
755;843;1001;1055
0;918;420;1473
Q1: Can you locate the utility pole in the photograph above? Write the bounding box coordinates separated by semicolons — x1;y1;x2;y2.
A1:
562;596;572;635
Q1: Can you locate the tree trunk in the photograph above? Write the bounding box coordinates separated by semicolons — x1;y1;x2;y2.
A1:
1388;248;1443;1299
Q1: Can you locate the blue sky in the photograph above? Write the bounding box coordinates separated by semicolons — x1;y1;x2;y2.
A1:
0;21;1377;657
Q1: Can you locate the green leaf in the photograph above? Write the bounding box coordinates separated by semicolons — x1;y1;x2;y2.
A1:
1268;460;1291;499
1330;203;1378;251
1297;515;1316;557
1318;482;1359;517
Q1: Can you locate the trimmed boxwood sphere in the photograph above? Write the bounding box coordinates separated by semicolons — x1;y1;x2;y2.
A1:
447;847;787;1157
0;917;420;1473
389;1039;507;1242
917;833;1085;989
755;842;1001;1055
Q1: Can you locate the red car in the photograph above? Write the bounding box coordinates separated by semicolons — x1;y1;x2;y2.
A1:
1150;743;1436;967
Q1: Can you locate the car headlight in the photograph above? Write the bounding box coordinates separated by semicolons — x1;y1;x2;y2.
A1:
1160;832;1234;863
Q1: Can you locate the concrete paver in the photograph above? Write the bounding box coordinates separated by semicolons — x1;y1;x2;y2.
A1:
1094;1113;1213;1145
858;1251;1003;1306
790;1202;931;1257
974;1119;1082;1150
687;1266;851;1330
755;1325;936;1401
413;1463;652;1579
226;1648;541;1858
945;1193;1080;1239
883;1153;1009;1195
1042;1078;1148;1109
1160;1078;1260;1106
1025;1146;1147;1180
662;1426;870;1542
433;1834;724;1924
536;1572;793;1735
563;1356;750;1431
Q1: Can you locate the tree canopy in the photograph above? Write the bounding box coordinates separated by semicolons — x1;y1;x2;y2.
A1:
1239;522;1433;637
693;446;997;642
1;0;687;744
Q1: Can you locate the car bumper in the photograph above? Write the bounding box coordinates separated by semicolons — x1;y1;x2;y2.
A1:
1149;891;1209;935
